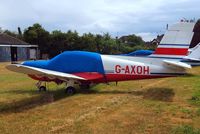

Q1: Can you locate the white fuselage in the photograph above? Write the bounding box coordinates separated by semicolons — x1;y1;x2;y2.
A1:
101;55;186;78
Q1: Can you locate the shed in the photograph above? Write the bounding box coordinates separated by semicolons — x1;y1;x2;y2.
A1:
0;34;38;62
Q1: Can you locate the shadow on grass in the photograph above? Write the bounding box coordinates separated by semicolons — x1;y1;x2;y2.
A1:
0;88;70;114
0;87;175;114
79;88;143;95
182;73;196;77
142;88;175;102
80;87;175;102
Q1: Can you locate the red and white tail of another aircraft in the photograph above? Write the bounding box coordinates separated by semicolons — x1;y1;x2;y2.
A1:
6;20;200;94
152;22;195;58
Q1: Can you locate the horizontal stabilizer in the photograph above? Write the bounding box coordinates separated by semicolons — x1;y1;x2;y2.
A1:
184;43;200;61
163;60;191;69
6;64;86;81
183;56;200;61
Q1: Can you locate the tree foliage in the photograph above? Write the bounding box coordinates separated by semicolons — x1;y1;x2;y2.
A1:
24;23;50;54
3;23;151;58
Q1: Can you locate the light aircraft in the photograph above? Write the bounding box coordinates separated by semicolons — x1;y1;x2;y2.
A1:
6;20;200;95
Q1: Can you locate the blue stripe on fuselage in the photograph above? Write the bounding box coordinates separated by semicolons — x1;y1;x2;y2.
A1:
159;44;190;46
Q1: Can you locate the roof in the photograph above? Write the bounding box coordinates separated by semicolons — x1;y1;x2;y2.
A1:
0;34;38;47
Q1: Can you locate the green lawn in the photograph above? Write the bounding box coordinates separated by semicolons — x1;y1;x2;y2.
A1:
0;62;200;134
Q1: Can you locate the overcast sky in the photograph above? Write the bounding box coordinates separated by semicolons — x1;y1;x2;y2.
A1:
0;0;200;41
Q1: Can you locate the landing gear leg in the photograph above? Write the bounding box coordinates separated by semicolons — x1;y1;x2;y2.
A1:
36;81;47;92
65;80;76;95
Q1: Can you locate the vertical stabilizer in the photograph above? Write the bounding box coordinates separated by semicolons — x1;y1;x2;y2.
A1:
151;21;195;58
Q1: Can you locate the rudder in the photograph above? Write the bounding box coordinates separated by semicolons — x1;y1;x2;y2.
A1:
151;21;196;58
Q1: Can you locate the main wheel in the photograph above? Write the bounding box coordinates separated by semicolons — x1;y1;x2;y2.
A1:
65;86;76;95
39;86;47;92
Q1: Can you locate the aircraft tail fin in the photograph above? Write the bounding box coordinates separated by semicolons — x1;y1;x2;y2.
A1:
151;21;195;58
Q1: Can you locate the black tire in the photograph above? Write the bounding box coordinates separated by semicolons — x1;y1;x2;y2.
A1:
39;86;47;92
65;86;76;95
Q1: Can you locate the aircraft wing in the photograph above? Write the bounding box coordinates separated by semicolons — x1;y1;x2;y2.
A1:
163;60;191;69
6;64;86;81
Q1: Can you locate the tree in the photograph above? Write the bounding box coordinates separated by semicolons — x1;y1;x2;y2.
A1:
80;33;97;52
121;34;145;47
24;23;50;54
64;30;80;50
3;30;18;38
49;30;67;57
2;23;149;57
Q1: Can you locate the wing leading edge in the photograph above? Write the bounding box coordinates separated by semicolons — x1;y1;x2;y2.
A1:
6;64;86;81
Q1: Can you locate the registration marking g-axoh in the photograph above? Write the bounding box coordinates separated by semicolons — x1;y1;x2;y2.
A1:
114;65;150;75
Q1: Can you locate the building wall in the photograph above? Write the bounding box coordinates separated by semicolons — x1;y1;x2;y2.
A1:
17;47;29;61
0;47;37;62
0;47;11;62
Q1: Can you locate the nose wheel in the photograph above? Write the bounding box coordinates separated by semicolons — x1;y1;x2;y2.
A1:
36;81;47;92
39;86;47;92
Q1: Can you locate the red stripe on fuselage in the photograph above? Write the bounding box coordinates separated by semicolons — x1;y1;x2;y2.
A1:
91;74;171;83
154;48;188;55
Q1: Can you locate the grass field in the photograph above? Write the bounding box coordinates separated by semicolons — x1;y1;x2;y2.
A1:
0;62;200;134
